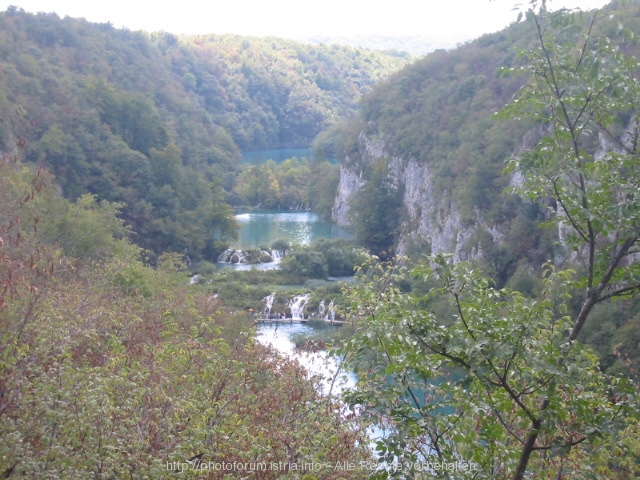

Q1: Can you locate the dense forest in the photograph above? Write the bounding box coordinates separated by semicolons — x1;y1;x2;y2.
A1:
0;6;407;261
334;1;640;377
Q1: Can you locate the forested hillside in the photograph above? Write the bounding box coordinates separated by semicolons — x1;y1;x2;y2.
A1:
2;2;640;478
0;6;407;260
334;1;640;273
332;17;537;261
333;0;640;377
333;2;640;477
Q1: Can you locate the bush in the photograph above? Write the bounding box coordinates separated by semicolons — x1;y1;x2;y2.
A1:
271;238;290;252
191;260;217;274
279;239;367;280
282;250;328;279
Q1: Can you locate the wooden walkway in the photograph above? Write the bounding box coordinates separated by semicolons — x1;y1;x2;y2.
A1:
256;317;308;323
255;317;347;325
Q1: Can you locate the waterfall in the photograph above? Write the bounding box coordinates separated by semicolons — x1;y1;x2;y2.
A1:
318;299;337;322
218;248;283;268
326;300;336;321
288;294;310;320
217;249;230;262
257;294;338;322
217;248;247;264
263;292;276;318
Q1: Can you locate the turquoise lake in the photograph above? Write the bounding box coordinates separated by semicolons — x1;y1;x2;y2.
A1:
241;148;337;165
231;210;351;250
241;148;314;164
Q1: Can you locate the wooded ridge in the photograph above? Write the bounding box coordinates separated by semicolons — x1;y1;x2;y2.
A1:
0;6;407;260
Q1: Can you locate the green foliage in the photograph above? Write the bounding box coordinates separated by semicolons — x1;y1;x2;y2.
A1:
283;250;329;279
0;156;372;479
281;239;368;279
341;256;639;479
311;238;369;277
340;5;640;479
87;77;169;155
179;34;408;150
39;194;131;260
499;3;640;342
348;160;404;259
201;268;305;311
270;238;290;252
231;156;339;214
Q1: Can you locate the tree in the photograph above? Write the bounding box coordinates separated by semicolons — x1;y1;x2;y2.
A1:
282;250;328;279
501;4;640;343
340;5;640;479
40;194;130;261
348;160;403;260
305;157;340;219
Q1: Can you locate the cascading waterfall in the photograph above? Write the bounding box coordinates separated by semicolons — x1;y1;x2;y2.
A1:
259;294;340;322
217;249;247;264
288;294;310;320
217;248;283;267
326;300;335;321
271;250;282;261
263;292;276;318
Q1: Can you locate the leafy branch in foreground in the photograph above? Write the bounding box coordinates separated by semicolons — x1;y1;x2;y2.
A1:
342;256;638;479
341;5;640;479
500;5;640;342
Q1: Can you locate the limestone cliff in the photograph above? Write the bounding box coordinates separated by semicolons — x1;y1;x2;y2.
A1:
328;19;536;263
332;132;502;261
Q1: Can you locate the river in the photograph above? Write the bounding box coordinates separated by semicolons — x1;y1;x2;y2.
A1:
229;208;382;441
255;321;386;446
225;208;354;388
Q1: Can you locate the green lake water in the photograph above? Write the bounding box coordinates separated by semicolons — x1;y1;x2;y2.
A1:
231;210;351;250
241;148;337;164
241;148;314;164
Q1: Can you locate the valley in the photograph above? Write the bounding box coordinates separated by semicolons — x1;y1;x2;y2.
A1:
1;2;640;478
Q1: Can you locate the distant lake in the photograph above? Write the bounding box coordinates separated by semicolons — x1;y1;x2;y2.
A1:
241;148;336;165
232;210;351;250
242;148;313;164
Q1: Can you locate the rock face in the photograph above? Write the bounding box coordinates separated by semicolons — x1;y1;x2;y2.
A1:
332;132;501;261
332;163;366;226
333;119;628;263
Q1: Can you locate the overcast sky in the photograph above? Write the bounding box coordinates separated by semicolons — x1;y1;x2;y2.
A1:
0;1;612;41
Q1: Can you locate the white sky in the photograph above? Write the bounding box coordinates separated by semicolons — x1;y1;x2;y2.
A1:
0;1;612;41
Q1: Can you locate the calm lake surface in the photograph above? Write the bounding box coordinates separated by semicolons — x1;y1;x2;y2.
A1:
241;148;336;165
242;148;313;164
231;210;351;250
